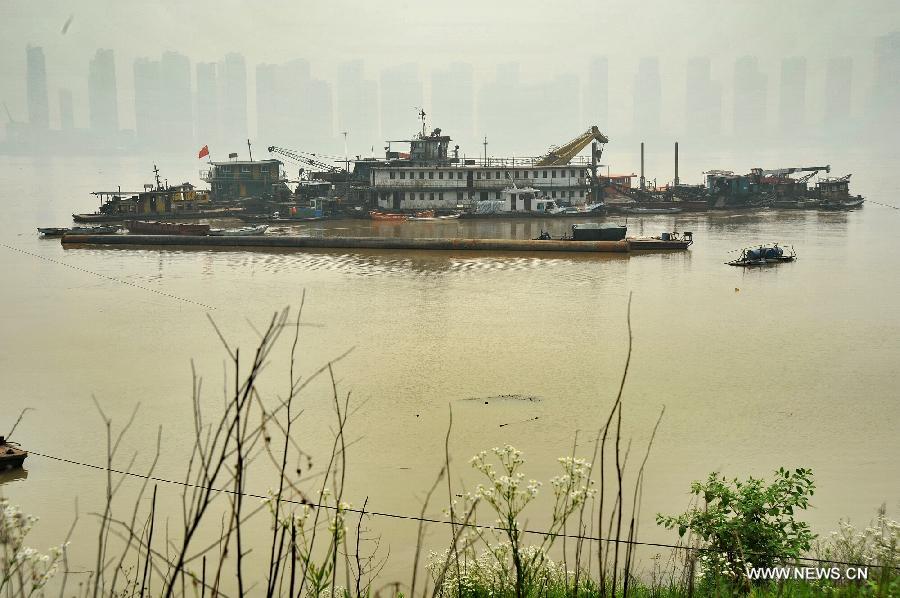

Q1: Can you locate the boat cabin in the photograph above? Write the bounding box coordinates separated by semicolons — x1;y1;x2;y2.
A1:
92;183;210;217
502;186;558;213
201;158;290;202
815;176;852;200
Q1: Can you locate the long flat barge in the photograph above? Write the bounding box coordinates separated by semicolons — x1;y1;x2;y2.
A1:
62;234;639;253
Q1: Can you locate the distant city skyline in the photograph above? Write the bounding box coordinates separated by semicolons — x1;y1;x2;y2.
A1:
88;49;118;134
25;45;48;130
8;36;900;156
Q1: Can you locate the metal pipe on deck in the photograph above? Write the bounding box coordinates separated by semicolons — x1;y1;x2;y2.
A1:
640;142;646;190
61;234;631;253
674;141;679;186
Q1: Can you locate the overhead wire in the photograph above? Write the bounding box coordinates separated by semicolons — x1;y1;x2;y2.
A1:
1;242;217;310
24;449;899;572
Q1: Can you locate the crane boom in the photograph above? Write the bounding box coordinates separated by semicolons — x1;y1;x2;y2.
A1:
536;126;609;166
267;146;344;173
761;165;830;177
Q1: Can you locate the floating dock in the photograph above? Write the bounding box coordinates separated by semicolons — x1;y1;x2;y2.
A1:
60;234;657;253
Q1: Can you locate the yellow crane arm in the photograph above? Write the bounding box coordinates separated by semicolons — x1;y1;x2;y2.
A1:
536;126;609;166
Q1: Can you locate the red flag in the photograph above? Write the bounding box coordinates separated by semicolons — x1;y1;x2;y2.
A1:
198;145;209;159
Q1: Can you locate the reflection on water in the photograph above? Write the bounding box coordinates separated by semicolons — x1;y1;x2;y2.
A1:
0;468;29;486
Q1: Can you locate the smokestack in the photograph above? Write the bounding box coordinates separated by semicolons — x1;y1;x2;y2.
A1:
675;141;680;186
640;142;645;190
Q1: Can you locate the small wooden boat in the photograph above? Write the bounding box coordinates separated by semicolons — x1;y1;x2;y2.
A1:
0;436;27;470
37;227;70;236
408;212;462;221
208;224;269;236
238;214;325;223
126;221;211;236
617;206;682;214
39;226;120;236
369;211;409;221
628;231;693;250
727;244;796;267
550;202;606;216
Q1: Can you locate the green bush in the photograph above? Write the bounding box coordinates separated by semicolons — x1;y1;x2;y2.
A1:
656;468;816;582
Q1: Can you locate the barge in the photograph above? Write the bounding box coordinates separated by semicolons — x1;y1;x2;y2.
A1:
61;232;692;253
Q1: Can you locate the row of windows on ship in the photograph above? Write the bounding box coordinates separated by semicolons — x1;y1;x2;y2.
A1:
384;168;589;181
379;189;589;201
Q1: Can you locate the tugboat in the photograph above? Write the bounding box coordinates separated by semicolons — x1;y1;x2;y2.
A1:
727;244;796;267
0;436;27;470
813;175;865;210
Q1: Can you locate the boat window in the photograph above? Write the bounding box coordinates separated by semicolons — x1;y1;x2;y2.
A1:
495;191;501;199
476;172;481;179
438;171;444;179
241;166;250;173
495;171;500;179
419;171;425;179
390;171;396;179
428;171;434;179
429;192;434;200
542;171;548;178
419;193;425;200
400;171;406;179
457;171;463;179
439;192;444;200
514;171;519;178
552;170;557;178
537;202;544;210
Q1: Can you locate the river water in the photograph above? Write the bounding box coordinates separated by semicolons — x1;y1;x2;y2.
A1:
1;147;898;591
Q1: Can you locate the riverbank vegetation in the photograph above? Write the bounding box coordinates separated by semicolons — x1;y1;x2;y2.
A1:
2;303;898;597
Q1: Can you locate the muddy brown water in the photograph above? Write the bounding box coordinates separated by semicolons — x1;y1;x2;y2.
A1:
1;148;898;591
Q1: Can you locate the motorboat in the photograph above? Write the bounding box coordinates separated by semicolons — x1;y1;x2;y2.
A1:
0;436;26;470
38;225;120;236
727;244;796;267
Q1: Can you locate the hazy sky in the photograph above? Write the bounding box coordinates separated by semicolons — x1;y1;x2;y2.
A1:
2;0;899;141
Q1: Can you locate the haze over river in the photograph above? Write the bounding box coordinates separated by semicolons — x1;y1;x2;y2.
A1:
1;146;898;589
